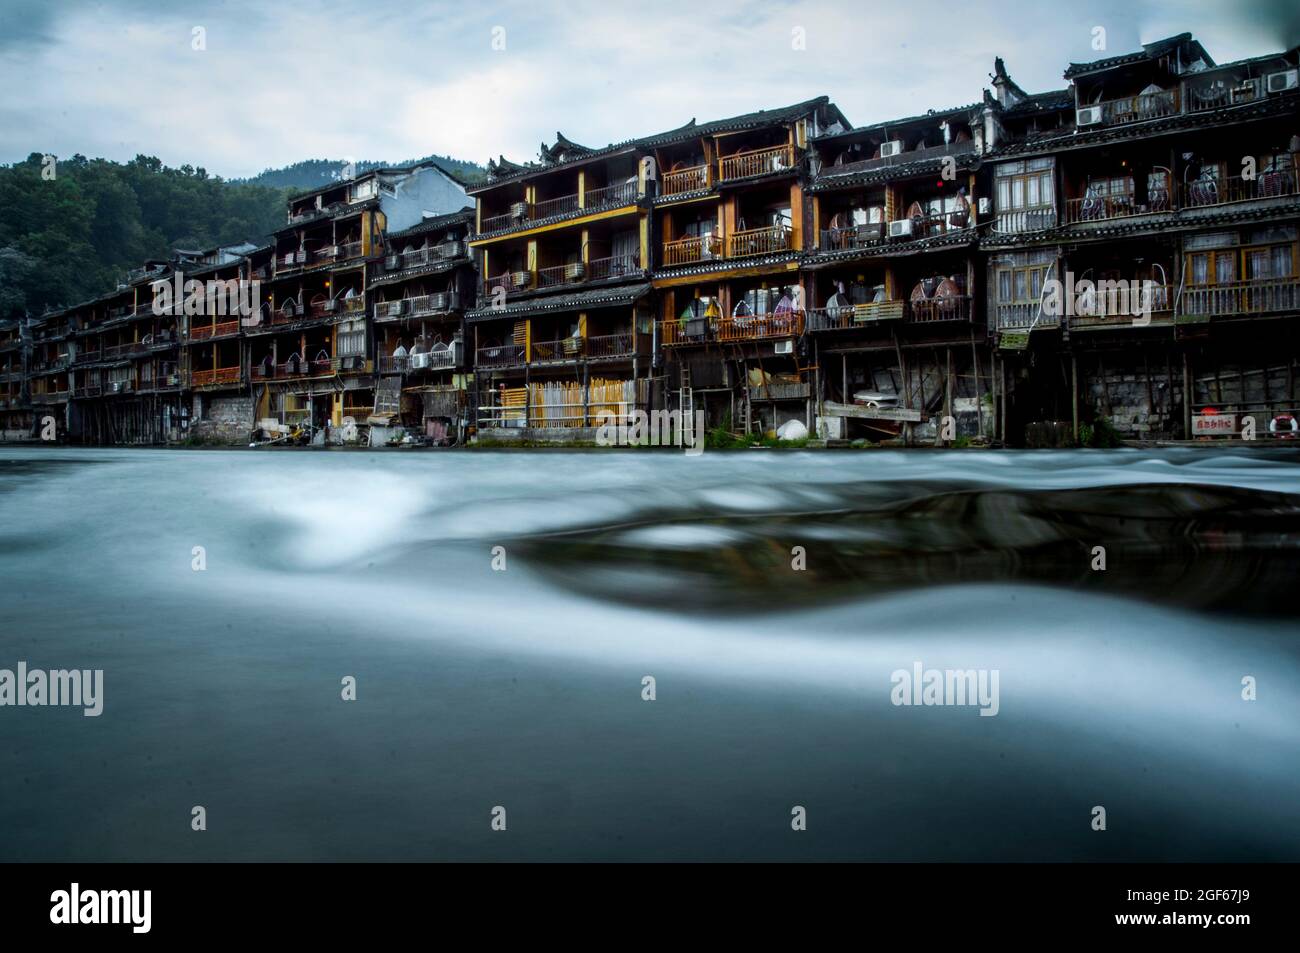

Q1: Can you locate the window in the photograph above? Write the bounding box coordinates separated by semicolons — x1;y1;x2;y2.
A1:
1186;250;1237;286
997;265;1048;302
1244;244;1295;280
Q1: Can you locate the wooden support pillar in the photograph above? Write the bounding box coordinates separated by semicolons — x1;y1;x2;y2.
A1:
1182;350;1192;438
1071;353;1079;442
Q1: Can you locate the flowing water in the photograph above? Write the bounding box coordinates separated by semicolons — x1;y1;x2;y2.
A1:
1;445;1298;861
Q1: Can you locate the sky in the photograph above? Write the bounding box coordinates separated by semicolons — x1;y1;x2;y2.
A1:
0;0;1296;180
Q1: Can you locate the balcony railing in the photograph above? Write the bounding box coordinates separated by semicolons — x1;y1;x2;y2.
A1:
805;300;905;331
532;192;582;219
584;180;638;210
538;262;584;288
407;293;458;317
587;253;638;281
476;343;526;367
478;181;639;235
378;350;458;374
660;312;804;345
819;223;885;251
994;302;1051;330
1082;87;1181;127
1186;78;1264;113
992;206;1058;235
726;224;793;259
1064;187;1174;224
661;164;708;196
663;234;722;266
188;320;240;341
1070;282;1175;328
718;144;795;182
585;332;635;358
909;295;973;323
1180;278;1300;319
529;337;579;363
1183;169;1300;209
191;367;242;387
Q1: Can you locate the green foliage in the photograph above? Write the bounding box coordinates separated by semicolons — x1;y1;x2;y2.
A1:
705;427;759;449
0;152;291;320
1078;417;1123;448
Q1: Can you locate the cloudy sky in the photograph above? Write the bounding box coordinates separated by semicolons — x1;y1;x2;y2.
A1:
1;0;1296;179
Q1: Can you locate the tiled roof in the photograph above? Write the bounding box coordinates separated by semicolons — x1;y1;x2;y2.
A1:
469;97;846;192
1063;33;1211;80
812;103;981;143
466;283;651;321
388;207;475;241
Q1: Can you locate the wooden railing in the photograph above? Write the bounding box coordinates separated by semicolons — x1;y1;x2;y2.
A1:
663;234;722;266
1064;187;1173;224
585;332;634;358
661;164;708;196
1084;88;1180;127
994;302;1048;330
587;253;638;280
726;224;792;259
992;206;1057;234
530;337;581;363
1182;169;1300;209
189;320;240;340
819;223;885;251
532;192;581;219
584;180;638;209
718;144;795;182
476;343;526;367
1180;278;1300;319
909;295;973;323
1186;78;1263;112
805;301;905;331
1070;282;1175;327
661;312;804;344
192;367;242;386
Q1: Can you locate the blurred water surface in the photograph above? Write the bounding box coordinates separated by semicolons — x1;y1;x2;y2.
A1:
0;446;1297;860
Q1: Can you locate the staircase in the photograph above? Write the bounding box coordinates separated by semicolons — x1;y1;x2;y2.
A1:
679;363;694;426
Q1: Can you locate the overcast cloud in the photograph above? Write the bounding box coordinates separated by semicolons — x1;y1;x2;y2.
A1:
0;0;1295;179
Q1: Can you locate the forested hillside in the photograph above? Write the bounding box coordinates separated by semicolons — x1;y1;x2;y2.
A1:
0;153;290;320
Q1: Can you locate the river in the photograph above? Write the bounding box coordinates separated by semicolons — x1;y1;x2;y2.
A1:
1;446;1298;860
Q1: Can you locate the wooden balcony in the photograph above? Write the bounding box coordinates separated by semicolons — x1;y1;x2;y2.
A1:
718;144;795;182
725;224;792;259
662;164;708;196
994;302;1051;330
992;206;1057;235
908;295;973;323
584;331;635;359
659;311;804;345
1179;278;1300;320
188;320;240;341
1070;283;1175;329
663;234;722;266
819;223;885;251
1081;87;1180;127
805;300;905;331
1182;169;1300;209
478;181;640;235
1064;187;1173;224
191;366;242;387
476;343;526;367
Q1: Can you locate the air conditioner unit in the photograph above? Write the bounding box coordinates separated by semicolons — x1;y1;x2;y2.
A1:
429;293;448;311
773;340;794;355
509;202;529;220
386;301;404;317
1266;69;1298;93
438;241;463;258
110;382;124;394
410;352;430;370
880;140;904;158
322;299;338;313
888;219;914;238
978;197;992;216
1076;106;1103;126
385;255;400;271
294;249;307;264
